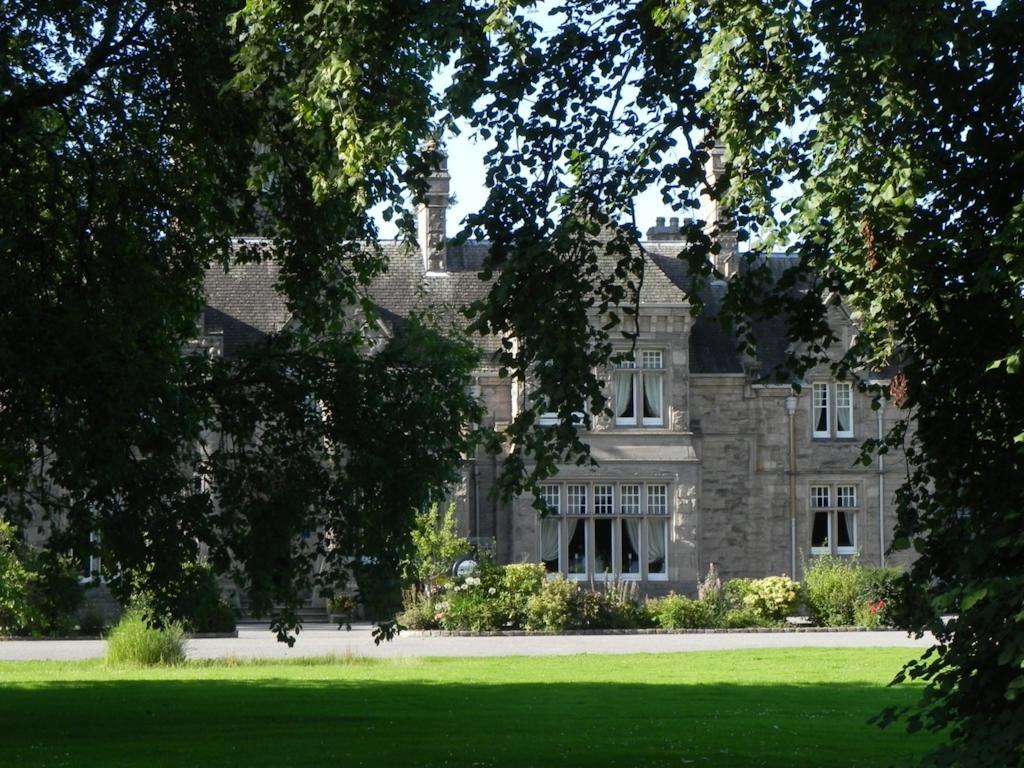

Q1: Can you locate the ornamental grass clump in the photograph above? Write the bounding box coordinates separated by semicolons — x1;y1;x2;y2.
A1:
105;607;186;666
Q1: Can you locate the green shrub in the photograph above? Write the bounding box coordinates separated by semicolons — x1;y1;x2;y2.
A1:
442;589;504;631
743;576;801;622
78;608;106;636
406;503;472;587
497;563;547;628
397;587;441;630
106;608;186;666
853;566;903;628
803;556;861;626
158;561;236;634
26;552;85;635
601;579;652;629
576;589;617;629
856;566;902;627
647;593;717;629
525;577;580;631
724;578;754;610
0;520;37;634
720;608;779;628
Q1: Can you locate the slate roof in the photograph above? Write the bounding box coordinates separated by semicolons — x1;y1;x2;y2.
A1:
202;258;291;358
204;237;690;363
646;245;798;378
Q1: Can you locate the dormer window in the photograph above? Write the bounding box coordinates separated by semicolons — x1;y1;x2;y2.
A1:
812;381;853;439
614;350;664;427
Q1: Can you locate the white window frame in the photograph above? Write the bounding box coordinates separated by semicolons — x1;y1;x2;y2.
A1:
535;482;670;581
812;382;830;438
809;484;858;556
78;531;102;584
613;350;665;427
537;408;587;427
811;381;854;439
835;382;854;438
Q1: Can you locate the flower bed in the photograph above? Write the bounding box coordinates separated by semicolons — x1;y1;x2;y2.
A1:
398;559;904;633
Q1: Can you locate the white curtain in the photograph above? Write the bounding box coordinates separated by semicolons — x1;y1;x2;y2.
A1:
615;372;633;419
647;518;667;571
643;373;663;421
837;510;855;549
836;385;852;434
540;517;560;564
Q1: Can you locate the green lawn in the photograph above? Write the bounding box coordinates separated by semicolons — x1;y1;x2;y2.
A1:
0;648;936;767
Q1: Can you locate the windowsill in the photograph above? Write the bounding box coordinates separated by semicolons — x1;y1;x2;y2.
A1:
809;550;857;557
610;425;669;432
810;437;858;442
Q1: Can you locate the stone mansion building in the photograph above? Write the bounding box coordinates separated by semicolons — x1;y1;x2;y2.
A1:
203;148;910;598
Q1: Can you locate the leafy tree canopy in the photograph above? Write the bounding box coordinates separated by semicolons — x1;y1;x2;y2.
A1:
3;1;1023;762
233;0;1023;762
0;1;483;643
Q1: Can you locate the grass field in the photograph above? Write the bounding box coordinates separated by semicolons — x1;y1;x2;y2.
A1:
0;648;936;767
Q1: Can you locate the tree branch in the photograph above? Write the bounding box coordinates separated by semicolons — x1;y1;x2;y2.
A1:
0;2;151;123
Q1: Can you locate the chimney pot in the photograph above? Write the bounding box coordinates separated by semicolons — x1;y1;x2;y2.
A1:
656;216;665;227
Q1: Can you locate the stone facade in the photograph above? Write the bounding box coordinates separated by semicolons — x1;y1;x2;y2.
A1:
199;152;910;601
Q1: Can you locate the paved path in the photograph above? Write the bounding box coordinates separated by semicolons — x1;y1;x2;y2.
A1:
0;623;935;662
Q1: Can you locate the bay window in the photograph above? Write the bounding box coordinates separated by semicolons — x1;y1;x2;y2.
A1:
537;482;670;579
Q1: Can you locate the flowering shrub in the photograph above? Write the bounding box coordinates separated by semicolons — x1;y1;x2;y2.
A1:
724;578;754;610
742;576;801;622
855;598;888;629
697;562;726;619
804;558;902;627
856;566;902;627
497;563;547;628
525;577;580;631
443;590;504;631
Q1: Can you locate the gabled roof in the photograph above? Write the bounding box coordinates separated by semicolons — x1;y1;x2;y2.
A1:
202;259;291;357
204;237;690;361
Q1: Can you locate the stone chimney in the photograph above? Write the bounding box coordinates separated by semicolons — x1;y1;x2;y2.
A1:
418;140;449;273
646;216;683;241
699;141;739;278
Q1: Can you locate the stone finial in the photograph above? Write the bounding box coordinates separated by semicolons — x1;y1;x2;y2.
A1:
418;141;450;272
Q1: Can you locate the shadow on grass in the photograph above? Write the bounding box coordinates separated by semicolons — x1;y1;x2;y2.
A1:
0;675;936;768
